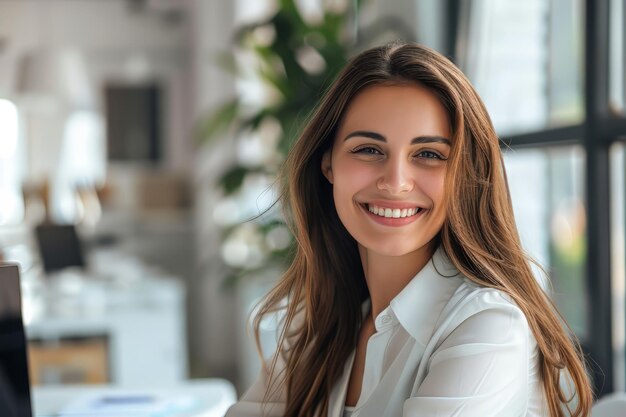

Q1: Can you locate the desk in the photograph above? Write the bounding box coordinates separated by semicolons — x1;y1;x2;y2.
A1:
32;379;236;417
22;249;187;385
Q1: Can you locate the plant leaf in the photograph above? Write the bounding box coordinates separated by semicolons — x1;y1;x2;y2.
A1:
196;99;241;144
219;166;249;195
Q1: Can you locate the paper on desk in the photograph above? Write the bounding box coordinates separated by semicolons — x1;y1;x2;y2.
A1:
56;392;200;417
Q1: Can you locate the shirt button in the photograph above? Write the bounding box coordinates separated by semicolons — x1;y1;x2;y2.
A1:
380;316;391;324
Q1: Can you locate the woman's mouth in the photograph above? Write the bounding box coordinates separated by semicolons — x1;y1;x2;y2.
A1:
365;203;424;218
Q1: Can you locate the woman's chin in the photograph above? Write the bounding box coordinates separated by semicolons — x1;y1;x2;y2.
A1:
363;243;424;258
356;235;442;258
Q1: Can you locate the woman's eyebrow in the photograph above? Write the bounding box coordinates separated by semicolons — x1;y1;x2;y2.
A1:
411;136;451;146
343;130;451;146
344;130;386;142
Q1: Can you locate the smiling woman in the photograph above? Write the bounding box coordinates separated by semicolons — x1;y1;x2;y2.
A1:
322;84;450;260
225;43;593;417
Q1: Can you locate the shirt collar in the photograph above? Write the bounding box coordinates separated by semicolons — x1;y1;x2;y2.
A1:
389;245;464;345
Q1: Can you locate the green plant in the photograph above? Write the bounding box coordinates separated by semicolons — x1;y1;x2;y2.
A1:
198;0;413;287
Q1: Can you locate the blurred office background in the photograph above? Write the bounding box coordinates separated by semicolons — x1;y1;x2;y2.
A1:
0;0;624;401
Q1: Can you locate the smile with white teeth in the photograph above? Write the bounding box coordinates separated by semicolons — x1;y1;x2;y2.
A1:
366;204;423;218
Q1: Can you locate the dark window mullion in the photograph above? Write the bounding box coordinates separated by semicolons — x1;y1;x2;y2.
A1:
584;0;613;397
500;117;626;149
501;124;585;149
599;118;626;141
445;0;462;60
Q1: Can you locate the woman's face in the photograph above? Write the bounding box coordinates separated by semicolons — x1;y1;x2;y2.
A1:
321;83;452;257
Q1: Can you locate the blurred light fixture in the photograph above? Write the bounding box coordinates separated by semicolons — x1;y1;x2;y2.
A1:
127;0;185;24
0;99;18;159
0;98;25;225
15;48;93;108
123;54;153;82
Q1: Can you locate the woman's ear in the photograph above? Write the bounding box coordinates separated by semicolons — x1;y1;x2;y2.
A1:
321;150;334;184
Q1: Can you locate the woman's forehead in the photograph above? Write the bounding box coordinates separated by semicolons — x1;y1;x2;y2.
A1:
336;84;452;143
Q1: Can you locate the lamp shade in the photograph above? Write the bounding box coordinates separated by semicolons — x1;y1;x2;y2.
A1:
15;48;93;108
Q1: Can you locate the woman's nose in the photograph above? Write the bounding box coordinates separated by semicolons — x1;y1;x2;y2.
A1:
376;158;414;194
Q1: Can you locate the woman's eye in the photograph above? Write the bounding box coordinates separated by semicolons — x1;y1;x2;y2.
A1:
416;150;445;160
351;147;383;156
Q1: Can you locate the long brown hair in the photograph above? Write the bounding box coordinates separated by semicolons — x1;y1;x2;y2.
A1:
253;42;593;417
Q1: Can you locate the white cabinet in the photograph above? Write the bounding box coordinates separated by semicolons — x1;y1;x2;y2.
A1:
25;272;187;386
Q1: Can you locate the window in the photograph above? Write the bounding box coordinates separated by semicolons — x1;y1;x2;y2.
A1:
458;0;626;395
609;141;626;392
457;0;583;136
50;110;105;225
609;0;625;115
504;146;587;336
0;99;24;226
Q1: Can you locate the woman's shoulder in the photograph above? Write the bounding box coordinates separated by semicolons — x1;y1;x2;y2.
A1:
436;276;531;342
453;276;522;305
449;275;527;316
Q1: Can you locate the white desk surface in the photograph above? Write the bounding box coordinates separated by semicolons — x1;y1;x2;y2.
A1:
32;378;236;417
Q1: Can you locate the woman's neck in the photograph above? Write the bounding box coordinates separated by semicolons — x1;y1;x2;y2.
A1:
359;243;436;320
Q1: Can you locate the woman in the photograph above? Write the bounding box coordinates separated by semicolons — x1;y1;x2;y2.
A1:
225;42;593;417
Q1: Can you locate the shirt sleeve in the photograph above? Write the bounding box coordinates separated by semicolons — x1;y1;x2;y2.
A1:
403;291;531;417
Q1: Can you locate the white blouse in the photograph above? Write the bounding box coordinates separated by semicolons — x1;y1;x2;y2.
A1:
225;246;549;417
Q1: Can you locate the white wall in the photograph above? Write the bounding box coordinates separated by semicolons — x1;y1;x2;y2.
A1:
188;0;240;384
0;0;191;175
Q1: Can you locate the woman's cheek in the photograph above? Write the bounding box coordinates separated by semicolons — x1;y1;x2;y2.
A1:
335;158;376;189
418;167;446;201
